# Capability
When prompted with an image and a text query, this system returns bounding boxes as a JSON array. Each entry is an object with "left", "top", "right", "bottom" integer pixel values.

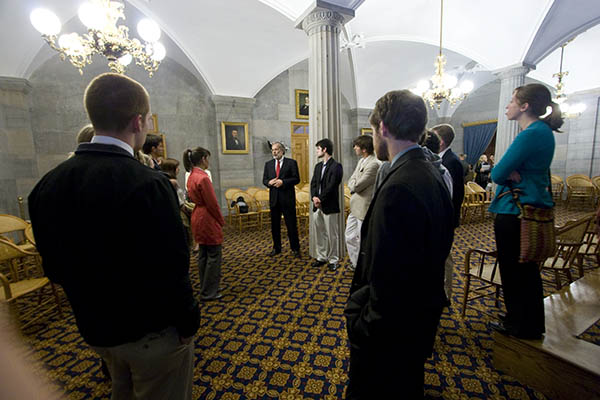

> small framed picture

[
  {"left": 160, "top": 134, "right": 167, "bottom": 158},
  {"left": 150, "top": 114, "right": 159, "bottom": 134},
  {"left": 221, "top": 122, "right": 249, "bottom": 154},
  {"left": 361, "top": 128, "right": 373, "bottom": 136},
  {"left": 295, "top": 89, "right": 309, "bottom": 120}
]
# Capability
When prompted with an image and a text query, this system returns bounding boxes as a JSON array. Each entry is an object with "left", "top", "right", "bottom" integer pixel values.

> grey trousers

[
  {"left": 313, "top": 209, "right": 340, "bottom": 264},
  {"left": 198, "top": 244, "right": 222, "bottom": 299},
  {"left": 92, "top": 327, "right": 194, "bottom": 400}
]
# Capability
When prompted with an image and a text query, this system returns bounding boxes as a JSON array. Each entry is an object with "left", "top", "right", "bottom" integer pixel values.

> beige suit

[{"left": 346, "top": 154, "right": 381, "bottom": 268}]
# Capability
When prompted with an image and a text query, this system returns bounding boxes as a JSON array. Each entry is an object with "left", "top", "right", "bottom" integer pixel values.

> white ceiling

[{"left": 1, "top": 0, "right": 599, "bottom": 110}]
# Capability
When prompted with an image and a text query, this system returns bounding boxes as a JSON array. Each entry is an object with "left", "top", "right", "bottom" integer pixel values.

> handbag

[{"left": 508, "top": 185, "right": 556, "bottom": 263}]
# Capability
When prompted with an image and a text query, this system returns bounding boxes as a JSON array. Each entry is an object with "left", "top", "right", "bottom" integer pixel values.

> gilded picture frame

[
  {"left": 295, "top": 89, "right": 309, "bottom": 120},
  {"left": 360, "top": 128, "right": 373, "bottom": 136},
  {"left": 221, "top": 122, "right": 249, "bottom": 154}
]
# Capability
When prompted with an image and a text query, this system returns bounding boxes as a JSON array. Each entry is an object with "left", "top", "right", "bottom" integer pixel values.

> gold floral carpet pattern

[{"left": 16, "top": 206, "right": 599, "bottom": 399}]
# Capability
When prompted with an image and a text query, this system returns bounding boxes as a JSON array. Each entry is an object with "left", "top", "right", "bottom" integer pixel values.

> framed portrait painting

[
  {"left": 295, "top": 89, "right": 309, "bottom": 120},
  {"left": 221, "top": 122, "right": 249, "bottom": 154},
  {"left": 361, "top": 128, "right": 373, "bottom": 136}
]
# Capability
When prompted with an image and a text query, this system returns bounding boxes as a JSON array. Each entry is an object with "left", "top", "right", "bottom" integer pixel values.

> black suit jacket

[
  {"left": 28, "top": 143, "right": 200, "bottom": 347},
  {"left": 344, "top": 147, "right": 454, "bottom": 353},
  {"left": 262, "top": 157, "right": 300, "bottom": 209},
  {"left": 442, "top": 149, "right": 465, "bottom": 228},
  {"left": 310, "top": 157, "right": 343, "bottom": 214}
]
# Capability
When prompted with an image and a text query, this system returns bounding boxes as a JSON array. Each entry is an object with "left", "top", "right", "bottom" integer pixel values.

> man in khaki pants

[{"left": 345, "top": 135, "right": 381, "bottom": 271}]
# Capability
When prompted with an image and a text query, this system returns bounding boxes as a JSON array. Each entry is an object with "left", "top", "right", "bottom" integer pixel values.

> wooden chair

[
  {"left": 541, "top": 214, "right": 593, "bottom": 290},
  {"left": 224, "top": 188, "right": 243, "bottom": 223},
  {"left": 461, "top": 248, "right": 503, "bottom": 318},
  {"left": 467, "top": 181, "right": 491, "bottom": 221},
  {"left": 461, "top": 185, "right": 485, "bottom": 224},
  {"left": 0, "top": 238, "right": 62, "bottom": 329},
  {"left": 253, "top": 189, "right": 271, "bottom": 229},
  {"left": 572, "top": 218, "right": 600, "bottom": 277},
  {"left": 299, "top": 183, "right": 310, "bottom": 192},
  {"left": 295, "top": 191, "right": 310, "bottom": 235},
  {"left": 592, "top": 176, "right": 600, "bottom": 205},
  {"left": 344, "top": 184, "right": 351, "bottom": 198},
  {"left": 230, "top": 191, "right": 260, "bottom": 233},
  {"left": 344, "top": 194, "right": 351, "bottom": 221},
  {"left": 246, "top": 186, "right": 261, "bottom": 197},
  {"left": 0, "top": 214, "right": 36, "bottom": 252},
  {"left": 550, "top": 174, "right": 564, "bottom": 204},
  {"left": 565, "top": 175, "right": 595, "bottom": 209}
]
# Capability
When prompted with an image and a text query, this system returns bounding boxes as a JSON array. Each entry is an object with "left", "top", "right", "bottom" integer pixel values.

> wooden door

[{"left": 291, "top": 122, "right": 309, "bottom": 185}]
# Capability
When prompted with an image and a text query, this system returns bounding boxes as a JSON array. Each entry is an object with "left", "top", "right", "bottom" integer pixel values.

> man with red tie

[{"left": 262, "top": 142, "right": 301, "bottom": 257}]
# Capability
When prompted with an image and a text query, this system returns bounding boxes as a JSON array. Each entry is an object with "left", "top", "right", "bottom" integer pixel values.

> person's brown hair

[
  {"left": 419, "top": 130, "right": 441, "bottom": 153},
  {"left": 84, "top": 73, "right": 149, "bottom": 132},
  {"left": 514, "top": 83, "right": 563, "bottom": 132},
  {"left": 352, "top": 135, "right": 374, "bottom": 155},
  {"left": 431, "top": 123, "right": 455, "bottom": 147},
  {"left": 160, "top": 158, "right": 180, "bottom": 179},
  {"left": 369, "top": 90, "right": 427, "bottom": 142},
  {"left": 182, "top": 147, "right": 211, "bottom": 172}
]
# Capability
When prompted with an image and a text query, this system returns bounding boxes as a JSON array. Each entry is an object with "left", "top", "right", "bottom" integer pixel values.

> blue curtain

[{"left": 464, "top": 122, "right": 497, "bottom": 166}]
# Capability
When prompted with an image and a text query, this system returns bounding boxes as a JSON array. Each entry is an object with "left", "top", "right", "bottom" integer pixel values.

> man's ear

[
  {"left": 131, "top": 114, "right": 143, "bottom": 133},
  {"left": 520, "top": 102, "right": 530, "bottom": 113},
  {"left": 379, "top": 121, "right": 390, "bottom": 138}
]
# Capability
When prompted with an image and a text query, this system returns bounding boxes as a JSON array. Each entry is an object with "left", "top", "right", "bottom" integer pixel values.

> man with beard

[{"left": 344, "top": 90, "right": 454, "bottom": 399}]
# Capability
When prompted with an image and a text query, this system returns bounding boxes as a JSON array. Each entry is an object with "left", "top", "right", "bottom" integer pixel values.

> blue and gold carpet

[{"left": 16, "top": 205, "right": 599, "bottom": 399}]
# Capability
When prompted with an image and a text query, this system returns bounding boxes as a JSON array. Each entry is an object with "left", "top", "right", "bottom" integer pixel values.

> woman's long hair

[
  {"left": 182, "top": 147, "right": 211, "bottom": 172},
  {"left": 514, "top": 83, "right": 563, "bottom": 132}
]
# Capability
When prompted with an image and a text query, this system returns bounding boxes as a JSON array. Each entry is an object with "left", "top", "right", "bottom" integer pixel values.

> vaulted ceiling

[{"left": 2, "top": 0, "right": 599, "bottom": 110}]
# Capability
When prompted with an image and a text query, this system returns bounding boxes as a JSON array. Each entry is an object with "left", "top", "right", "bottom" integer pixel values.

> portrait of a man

[
  {"left": 221, "top": 122, "right": 249, "bottom": 154},
  {"left": 295, "top": 89, "right": 309, "bottom": 120}
]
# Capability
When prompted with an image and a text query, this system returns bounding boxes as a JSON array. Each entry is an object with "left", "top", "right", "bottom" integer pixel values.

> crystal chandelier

[
  {"left": 411, "top": 0, "right": 473, "bottom": 109},
  {"left": 553, "top": 42, "right": 586, "bottom": 119},
  {"left": 30, "top": 0, "right": 166, "bottom": 77}
]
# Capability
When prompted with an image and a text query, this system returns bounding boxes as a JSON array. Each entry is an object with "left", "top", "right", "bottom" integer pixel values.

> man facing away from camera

[
  {"left": 344, "top": 90, "right": 454, "bottom": 399},
  {"left": 29, "top": 73, "right": 200, "bottom": 400}
]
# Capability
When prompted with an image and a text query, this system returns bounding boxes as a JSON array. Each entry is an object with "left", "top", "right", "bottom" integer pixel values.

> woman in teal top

[{"left": 489, "top": 83, "right": 563, "bottom": 340}]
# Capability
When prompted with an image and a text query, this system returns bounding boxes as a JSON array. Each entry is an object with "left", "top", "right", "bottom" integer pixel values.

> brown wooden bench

[{"left": 493, "top": 270, "right": 600, "bottom": 400}]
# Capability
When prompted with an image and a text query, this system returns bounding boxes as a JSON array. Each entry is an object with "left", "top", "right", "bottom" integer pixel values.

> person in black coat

[
  {"left": 310, "top": 138, "right": 343, "bottom": 271},
  {"left": 262, "top": 141, "right": 301, "bottom": 257},
  {"left": 344, "top": 90, "right": 454, "bottom": 399},
  {"left": 28, "top": 73, "right": 199, "bottom": 400},
  {"left": 432, "top": 123, "right": 465, "bottom": 303}
]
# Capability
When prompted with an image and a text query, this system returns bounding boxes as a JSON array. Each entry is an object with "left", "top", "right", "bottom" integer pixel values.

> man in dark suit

[
  {"left": 28, "top": 73, "right": 200, "bottom": 399},
  {"left": 344, "top": 90, "right": 454, "bottom": 399},
  {"left": 262, "top": 141, "right": 301, "bottom": 257},
  {"left": 310, "top": 138, "right": 343, "bottom": 271},
  {"left": 226, "top": 129, "right": 244, "bottom": 150},
  {"left": 432, "top": 123, "right": 465, "bottom": 302}
]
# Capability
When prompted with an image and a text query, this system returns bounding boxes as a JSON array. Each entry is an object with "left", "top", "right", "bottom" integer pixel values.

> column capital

[
  {"left": 493, "top": 63, "right": 535, "bottom": 81},
  {"left": 295, "top": 1, "right": 354, "bottom": 33}
]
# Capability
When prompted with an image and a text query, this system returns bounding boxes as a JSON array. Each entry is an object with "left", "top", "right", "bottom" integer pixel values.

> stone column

[
  {"left": 297, "top": 3, "right": 354, "bottom": 261},
  {"left": 493, "top": 64, "right": 533, "bottom": 162},
  {"left": 211, "top": 95, "right": 256, "bottom": 209}
]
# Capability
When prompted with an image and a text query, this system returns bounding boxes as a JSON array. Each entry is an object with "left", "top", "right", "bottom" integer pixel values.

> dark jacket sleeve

[
  {"left": 282, "top": 159, "right": 300, "bottom": 189},
  {"left": 310, "top": 163, "right": 320, "bottom": 198},
  {"left": 319, "top": 162, "right": 343, "bottom": 205},
  {"left": 263, "top": 161, "right": 271, "bottom": 187},
  {"left": 445, "top": 155, "right": 465, "bottom": 228}
]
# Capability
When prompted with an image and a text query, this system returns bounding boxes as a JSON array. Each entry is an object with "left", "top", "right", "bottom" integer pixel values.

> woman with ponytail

[
  {"left": 488, "top": 83, "right": 563, "bottom": 340},
  {"left": 184, "top": 147, "right": 225, "bottom": 301}
]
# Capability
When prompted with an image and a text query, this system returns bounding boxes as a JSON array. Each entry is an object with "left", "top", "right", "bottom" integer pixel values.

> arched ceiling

[{"left": 1, "top": 0, "right": 599, "bottom": 111}]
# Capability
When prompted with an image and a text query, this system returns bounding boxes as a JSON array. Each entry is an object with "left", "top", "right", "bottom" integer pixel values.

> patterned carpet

[{"left": 13, "top": 205, "right": 600, "bottom": 399}]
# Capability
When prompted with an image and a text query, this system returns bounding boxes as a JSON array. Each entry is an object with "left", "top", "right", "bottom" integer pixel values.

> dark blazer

[
  {"left": 345, "top": 147, "right": 454, "bottom": 354},
  {"left": 262, "top": 157, "right": 300, "bottom": 209},
  {"left": 28, "top": 143, "right": 200, "bottom": 347},
  {"left": 310, "top": 157, "right": 343, "bottom": 214},
  {"left": 442, "top": 149, "right": 465, "bottom": 228}
]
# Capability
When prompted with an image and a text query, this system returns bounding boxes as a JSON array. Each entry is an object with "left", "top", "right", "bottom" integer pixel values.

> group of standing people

[{"left": 26, "top": 67, "right": 560, "bottom": 399}]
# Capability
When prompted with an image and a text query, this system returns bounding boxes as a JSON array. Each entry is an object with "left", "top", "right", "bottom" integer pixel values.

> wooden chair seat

[
  {"left": 230, "top": 191, "right": 260, "bottom": 233},
  {"left": 566, "top": 175, "right": 595, "bottom": 209},
  {"left": 253, "top": 189, "right": 271, "bottom": 229},
  {"left": 0, "top": 276, "right": 50, "bottom": 301}
]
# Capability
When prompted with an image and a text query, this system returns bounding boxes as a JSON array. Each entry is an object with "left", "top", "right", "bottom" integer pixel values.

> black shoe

[
  {"left": 312, "top": 259, "right": 327, "bottom": 267},
  {"left": 201, "top": 293, "right": 224, "bottom": 302},
  {"left": 268, "top": 249, "right": 281, "bottom": 256},
  {"left": 292, "top": 250, "right": 301, "bottom": 258},
  {"left": 490, "top": 320, "right": 543, "bottom": 340},
  {"left": 328, "top": 263, "right": 339, "bottom": 271},
  {"left": 489, "top": 320, "right": 510, "bottom": 335}
]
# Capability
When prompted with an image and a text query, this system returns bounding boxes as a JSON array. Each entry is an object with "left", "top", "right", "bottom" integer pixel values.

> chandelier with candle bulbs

[
  {"left": 553, "top": 41, "right": 586, "bottom": 119},
  {"left": 411, "top": 0, "right": 473, "bottom": 109},
  {"left": 30, "top": 0, "right": 166, "bottom": 77}
]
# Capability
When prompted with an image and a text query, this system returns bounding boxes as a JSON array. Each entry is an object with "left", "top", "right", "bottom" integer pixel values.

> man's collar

[
  {"left": 439, "top": 147, "right": 450, "bottom": 158},
  {"left": 91, "top": 135, "right": 134, "bottom": 156},
  {"left": 390, "top": 144, "right": 420, "bottom": 167}
]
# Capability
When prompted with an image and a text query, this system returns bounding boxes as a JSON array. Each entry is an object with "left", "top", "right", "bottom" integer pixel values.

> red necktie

[{"left": 276, "top": 160, "right": 280, "bottom": 178}]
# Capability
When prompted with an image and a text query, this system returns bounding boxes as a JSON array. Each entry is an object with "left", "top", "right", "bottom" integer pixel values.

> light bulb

[
  {"left": 450, "top": 87, "right": 463, "bottom": 99},
  {"left": 560, "top": 102, "right": 571, "bottom": 114},
  {"left": 58, "top": 33, "right": 85, "bottom": 54},
  {"left": 30, "top": 8, "right": 62, "bottom": 36},
  {"left": 442, "top": 74, "right": 457, "bottom": 89},
  {"left": 149, "top": 42, "right": 166, "bottom": 61},
  {"left": 78, "top": 2, "right": 105, "bottom": 30},
  {"left": 459, "top": 80, "right": 474, "bottom": 93},
  {"left": 118, "top": 53, "right": 132, "bottom": 66},
  {"left": 138, "top": 19, "right": 161, "bottom": 43}
]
